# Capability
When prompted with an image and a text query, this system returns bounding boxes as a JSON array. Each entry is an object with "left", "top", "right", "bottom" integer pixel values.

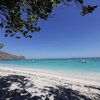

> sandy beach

[{"left": 0, "top": 66, "right": 100, "bottom": 100}]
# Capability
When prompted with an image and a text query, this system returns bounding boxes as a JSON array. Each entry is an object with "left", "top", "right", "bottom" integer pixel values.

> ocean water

[{"left": 0, "top": 58, "right": 100, "bottom": 73}]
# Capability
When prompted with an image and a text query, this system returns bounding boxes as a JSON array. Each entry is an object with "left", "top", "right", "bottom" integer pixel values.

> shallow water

[{"left": 0, "top": 58, "right": 100, "bottom": 73}]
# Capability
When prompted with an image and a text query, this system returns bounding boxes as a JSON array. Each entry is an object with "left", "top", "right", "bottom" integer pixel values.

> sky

[{"left": 0, "top": 0, "right": 100, "bottom": 59}]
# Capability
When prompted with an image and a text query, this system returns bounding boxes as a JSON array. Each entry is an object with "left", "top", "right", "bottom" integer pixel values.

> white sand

[{"left": 0, "top": 66, "right": 100, "bottom": 100}]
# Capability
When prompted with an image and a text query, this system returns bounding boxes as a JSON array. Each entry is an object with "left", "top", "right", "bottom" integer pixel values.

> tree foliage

[
  {"left": 0, "top": 0, "right": 97, "bottom": 39},
  {"left": 0, "top": 42, "right": 4, "bottom": 49}
]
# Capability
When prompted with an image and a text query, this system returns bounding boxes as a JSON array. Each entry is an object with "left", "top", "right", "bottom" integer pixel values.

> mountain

[{"left": 0, "top": 51, "right": 25, "bottom": 60}]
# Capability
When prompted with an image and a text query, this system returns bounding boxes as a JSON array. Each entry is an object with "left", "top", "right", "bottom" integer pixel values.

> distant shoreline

[{"left": 0, "top": 57, "right": 100, "bottom": 60}]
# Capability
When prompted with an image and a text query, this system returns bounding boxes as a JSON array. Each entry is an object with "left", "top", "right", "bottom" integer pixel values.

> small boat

[{"left": 81, "top": 60, "right": 87, "bottom": 63}]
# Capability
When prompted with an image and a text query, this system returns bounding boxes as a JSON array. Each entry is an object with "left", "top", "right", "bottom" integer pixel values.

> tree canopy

[
  {"left": 0, "top": 0, "right": 97, "bottom": 39},
  {"left": 0, "top": 42, "right": 4, "bottom": 49}
]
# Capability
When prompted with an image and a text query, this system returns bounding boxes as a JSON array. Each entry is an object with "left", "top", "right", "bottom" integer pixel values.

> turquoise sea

[{"left": 0, "top": 58, "right": 100, "bottom": 73}]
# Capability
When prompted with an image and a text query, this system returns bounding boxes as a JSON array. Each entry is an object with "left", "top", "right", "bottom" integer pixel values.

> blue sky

[{"left": 0, "top": 1, "right": 100, "bottom": 58}]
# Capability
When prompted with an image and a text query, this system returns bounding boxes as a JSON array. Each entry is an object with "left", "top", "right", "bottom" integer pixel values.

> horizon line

[{"left": 26, "top": 57, "right": 100, "bottom": 59}]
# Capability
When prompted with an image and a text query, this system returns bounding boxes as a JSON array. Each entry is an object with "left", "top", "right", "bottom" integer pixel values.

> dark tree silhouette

[{"left": 0, "top": 0, "right": 97, "bottom": 39}]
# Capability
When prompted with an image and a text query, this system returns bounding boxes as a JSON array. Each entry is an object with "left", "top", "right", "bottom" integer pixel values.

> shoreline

[
  {"left": 0, "top": 66, "right": 100, "bottom": 86},
  {"left": 0, "top": 66, "right": 100, "bottom": 99}
]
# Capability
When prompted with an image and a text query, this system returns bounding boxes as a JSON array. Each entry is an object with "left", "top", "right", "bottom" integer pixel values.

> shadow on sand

[{"left": 0, "top": 75, "right": 99, "bottom": 100}]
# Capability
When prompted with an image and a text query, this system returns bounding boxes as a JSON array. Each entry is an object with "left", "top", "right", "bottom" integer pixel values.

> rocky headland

[{"left": 0, "top": 51, "right": 25, "bottom": 60}]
